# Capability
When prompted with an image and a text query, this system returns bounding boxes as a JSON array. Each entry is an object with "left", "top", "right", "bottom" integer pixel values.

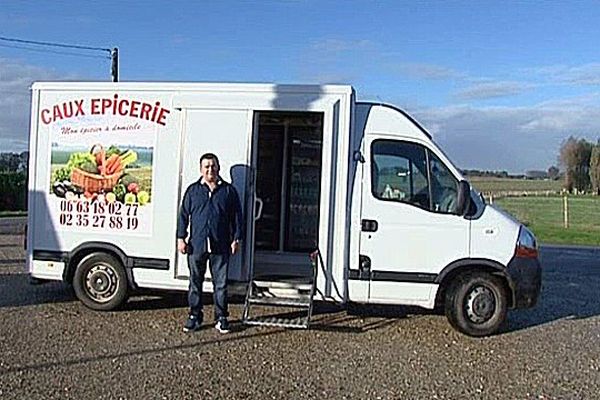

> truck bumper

[{"left": 507, "top": 256, "right": 542, "bottom": 309}]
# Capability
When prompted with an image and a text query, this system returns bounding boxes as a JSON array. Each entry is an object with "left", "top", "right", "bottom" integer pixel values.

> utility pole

[
  {"left": 111, "top": 47, "right": 119, "bottom": 82},
  {"left": 0, "top": 36, "right": 116, "bottom": 81}
]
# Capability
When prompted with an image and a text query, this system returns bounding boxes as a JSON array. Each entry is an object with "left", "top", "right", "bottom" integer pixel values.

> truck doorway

[{"left": 252, "top": 111, "right": 324, "bottom": 277}]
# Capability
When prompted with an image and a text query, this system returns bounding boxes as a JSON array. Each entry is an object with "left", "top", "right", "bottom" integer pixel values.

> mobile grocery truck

[{"left": 27, "top": 82, "right": 541, "bottom": 336}]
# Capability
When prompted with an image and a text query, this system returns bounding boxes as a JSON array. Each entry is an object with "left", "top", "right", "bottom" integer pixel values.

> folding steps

[{"left": 243, "top": 256, "right": 317, "bottom": 329}]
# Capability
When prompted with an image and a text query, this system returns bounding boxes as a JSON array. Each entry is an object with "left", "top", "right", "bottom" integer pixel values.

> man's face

[{"left": 200, "top": 158, "right": 219, "bottom": 183}]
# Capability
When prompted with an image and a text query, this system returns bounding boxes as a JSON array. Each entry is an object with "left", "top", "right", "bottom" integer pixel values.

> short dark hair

[{"left": 199, "top": 153, "right": 219, "bottom": 167}]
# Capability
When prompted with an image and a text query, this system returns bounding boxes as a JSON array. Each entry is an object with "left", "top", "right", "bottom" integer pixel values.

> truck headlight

[{"left": 515, "top": 226, "right": 538, "bottom": 258}]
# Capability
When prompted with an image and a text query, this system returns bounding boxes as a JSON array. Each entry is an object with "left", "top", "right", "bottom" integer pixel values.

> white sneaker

[{"left": 215, "top": 319, "right": 231, "bottom": 334}]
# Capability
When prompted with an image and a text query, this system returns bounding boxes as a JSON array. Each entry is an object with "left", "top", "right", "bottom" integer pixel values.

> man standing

[{"left": 177, "top": 153, "right": 243, "bottom": 333}]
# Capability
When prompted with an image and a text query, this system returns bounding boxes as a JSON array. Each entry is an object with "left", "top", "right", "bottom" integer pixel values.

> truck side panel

[{"left": 29, "top": 83, "right": 353, "bottom": 300}]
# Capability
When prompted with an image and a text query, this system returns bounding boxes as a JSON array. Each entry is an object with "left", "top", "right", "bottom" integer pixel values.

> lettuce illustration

[{"left": 66, "top": 152, "right": 96, "bottom": 174}]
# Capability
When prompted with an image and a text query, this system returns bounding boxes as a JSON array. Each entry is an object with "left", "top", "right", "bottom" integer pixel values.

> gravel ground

[{"left": 0, "top": 223, "right": 599, "bottom": 399}]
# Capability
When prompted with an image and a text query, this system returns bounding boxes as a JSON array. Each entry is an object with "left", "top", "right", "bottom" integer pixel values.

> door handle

[
  {"left": 361, "top": 219, "right": 378, "bottom": 232},
  {"left": 254, "top": 197, "right": 264, "bottom": 221}
]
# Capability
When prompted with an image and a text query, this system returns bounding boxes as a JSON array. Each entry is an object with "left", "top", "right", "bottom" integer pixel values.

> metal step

[
  {"left": 246, "top": 295, "right": 311, "bottom": 307},
  {"left": 251, "top": 289, "right": 312, "bottom": 300},
  {"left": 250, "top": 279, "right": 313, "bottom": 299},
  {"left": 244, "top": 316, "right": 310, "bottom": 329},
  {"left": 243, "top": 250, "right": 320, "bottom": 330},
  {"left": 252, "top": 279, "right": 313, "bottom": 291}
]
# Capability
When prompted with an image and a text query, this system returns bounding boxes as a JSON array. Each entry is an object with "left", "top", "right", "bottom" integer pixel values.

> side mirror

[
  {"left": 456, "top": 180, "right": 471, "bottom": 216},
  {"left": 353, "top": 150, "right": 365, "bottom": 163}
]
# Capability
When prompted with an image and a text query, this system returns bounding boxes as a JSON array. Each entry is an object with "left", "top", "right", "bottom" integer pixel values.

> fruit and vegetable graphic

[{"left": 51, "top": 144, "right": 152, "bottom": 206}]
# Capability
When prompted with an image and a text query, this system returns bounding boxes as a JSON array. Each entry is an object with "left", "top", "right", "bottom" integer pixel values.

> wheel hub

[
  {"left": 85, "top": 264, "right": 118, "bottom": 303},
  {"left": 465, "top": 286, "right": 496, "bottom": 324}
]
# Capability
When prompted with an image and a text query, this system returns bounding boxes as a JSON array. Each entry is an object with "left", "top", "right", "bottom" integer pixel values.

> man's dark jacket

[{"left": 177, "top": 179, "right": 243, "bottom": 255}]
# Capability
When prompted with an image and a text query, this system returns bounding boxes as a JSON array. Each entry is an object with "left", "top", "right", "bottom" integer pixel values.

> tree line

[
  {"left": 0, "top": 152, "right": 28, "bottom": 211},
  {"left": 0, "top": 152, "right": 28, "bottom": 173},
  {"left": 559, "top": 137, "right": 600, "bottom": 194},
  {"left": 462, "top": 168, "right": 561, "bottom": 180}
]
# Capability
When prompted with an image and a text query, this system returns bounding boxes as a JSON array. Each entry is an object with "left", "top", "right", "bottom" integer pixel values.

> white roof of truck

[
  {"left": 31, "top": 81, "right": 354, "bottom": 95},
  {"left": 356, "top": 102, "right": 432, "bottom": 141}
]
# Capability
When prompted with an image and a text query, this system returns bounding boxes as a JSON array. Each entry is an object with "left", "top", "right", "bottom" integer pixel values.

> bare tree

[
  {"left": 590, "top": 140, "right": 600, "bottom": 195},
  {"left": 559, "top": 136, "right": 592, "bottom": 192}
]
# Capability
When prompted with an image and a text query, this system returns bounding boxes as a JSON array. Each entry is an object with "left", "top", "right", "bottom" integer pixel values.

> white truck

[{"left": 27, "top": 82, "right": 541, "bottom": 336}]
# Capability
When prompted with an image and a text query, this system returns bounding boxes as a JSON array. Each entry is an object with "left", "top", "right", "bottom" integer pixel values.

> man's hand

[
  {"left": 231, "top": 240, "right": 240, "bottom": 255},
  {"left": 177, "top": 238, "right": 187, "bottom": 254}
]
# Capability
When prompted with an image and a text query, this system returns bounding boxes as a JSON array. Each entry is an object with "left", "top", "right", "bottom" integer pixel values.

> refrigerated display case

[{"left": 254, "top": 112, "right": 323, "bottom": 253}]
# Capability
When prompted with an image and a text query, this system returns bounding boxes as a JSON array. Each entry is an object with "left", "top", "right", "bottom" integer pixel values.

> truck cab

[{"left": 347, "top": 103, "right": 542, "bottom": 336}]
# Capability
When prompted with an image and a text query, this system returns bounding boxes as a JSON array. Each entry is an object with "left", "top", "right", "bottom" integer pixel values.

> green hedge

[{"left": 0, "top": 172, "right": 27, "bottom": 211}]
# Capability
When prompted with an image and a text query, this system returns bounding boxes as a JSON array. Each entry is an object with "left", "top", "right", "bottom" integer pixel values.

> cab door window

[
  {"left": 429, "top": 152, "right": 459, "bottom": 213},
  {"left": 371, "top": 140, "right": 431, "bottom": 210},
  {"left": 371, "top": 140, "right": 460, "bottom": 214}
]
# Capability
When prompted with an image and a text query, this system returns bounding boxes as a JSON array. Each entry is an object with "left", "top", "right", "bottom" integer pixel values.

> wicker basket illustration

[
  {"left": 71, "top": 168, "right": 121, "bottom": 193},
  {"left": 70, "top": 144, "right": 121, "bottom": 193}
]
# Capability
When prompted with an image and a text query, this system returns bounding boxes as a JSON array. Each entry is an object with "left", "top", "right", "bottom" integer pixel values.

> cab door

[{"left": 359, "top": 136, "right": 470, "bottom": 304}]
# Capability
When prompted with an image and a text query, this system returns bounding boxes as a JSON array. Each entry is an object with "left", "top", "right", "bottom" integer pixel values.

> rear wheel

[
  {"left": 445, "top": 272, "right": 507, "bottom": 337},
  {"left": 73, "top": 252, "right": 128, "bottom": 310}
]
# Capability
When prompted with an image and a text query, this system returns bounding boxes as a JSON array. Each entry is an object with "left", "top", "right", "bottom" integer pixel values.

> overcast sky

[{"left": 2, "top": 1, "right": 600, "bottom": 172}]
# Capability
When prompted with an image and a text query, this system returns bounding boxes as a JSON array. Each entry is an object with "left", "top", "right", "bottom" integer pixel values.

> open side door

[{"left": 175, "top": 108, "right": 253, "bottom": 282}]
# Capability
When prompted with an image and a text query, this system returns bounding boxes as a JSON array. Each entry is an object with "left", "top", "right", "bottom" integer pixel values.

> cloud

[
  {"left": 454, "top": 80, "right": 534, "bottom": 100},
  {"left": 527, "top": 63, "right": 600, "bottom": 86},
  {"left": 311, "top": 38, "right": 374, "bottom": 54},
  {"left": 299, "top": 38, "right": 599, "bottom": 172},
  {"left": 387, "top": 62, "right": 461, "bottom": 80},
  {"left": 0, "top": 13, "right": 33, "bottom": 26},
  {"left": 170, "top": 34, "right": 189, "bottom": 45},
  {"left": 412, "top": 101, "right": 600, "bottom": 173},
  {"left": 298, "top": 38, "right": 378, "bottom": 83},
  {"left": 0, "top": 59, "right": 63, "bottom": 152},
  {"left": 559, "top": 63, "right": 600, "bottom": 85}
]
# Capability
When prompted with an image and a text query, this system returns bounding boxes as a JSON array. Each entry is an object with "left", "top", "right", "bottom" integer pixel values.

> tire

[
  {"left": 445, "top": 272, "right": 507, "bottom": 337},
  {"left": 73, "top": 252, "right": 128, "bottom": 311}
]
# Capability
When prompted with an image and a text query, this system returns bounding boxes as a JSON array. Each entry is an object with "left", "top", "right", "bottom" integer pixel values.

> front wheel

[
  {"left": 73, "top": 252, "right": 128, "bottom": 310},
  {"left": 445, "top": 272, "right": 508, "bottom": 337}
]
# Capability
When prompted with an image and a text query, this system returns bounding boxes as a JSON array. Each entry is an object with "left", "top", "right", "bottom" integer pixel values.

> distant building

[{"left": 525, "top": 170, "right": 548, "bottom": 179}]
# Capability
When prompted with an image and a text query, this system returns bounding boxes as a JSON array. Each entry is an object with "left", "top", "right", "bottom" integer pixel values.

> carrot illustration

[
  {"left": 104, "top": 154, "right": 119, "bottom": 174},
  {"left": 109, "top": 158, "right": 122, "bottom": 174},
  {"left": 96, "top": 148, "right": 107, "bottom": 175}
]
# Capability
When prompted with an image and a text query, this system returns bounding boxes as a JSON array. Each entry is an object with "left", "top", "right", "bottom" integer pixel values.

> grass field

[
  {"left": 51, "top": 148, "right": 153, "bottom": 167},
  {"left": 494, "top": 195, "right": 600, "bottom": 246},
  {"left": 468, "top": 176, "right": 562, "bottom": 194},
  {"left": 467, "top": 177, "right": 599, "bottom": 246},
  {"left": 0, "top": 211, "right": 27, "bottom": 218}
]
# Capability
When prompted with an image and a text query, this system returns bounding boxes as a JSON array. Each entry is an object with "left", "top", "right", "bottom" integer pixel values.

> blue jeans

[{"left": 187, "top": 252, "right": 229, "bottom": 320}]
